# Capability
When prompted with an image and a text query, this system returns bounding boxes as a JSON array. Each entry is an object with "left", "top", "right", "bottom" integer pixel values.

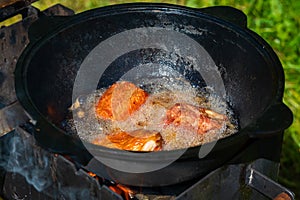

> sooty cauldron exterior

[{"left": 15, "top": 4, "right": 293, "bottom": 186}]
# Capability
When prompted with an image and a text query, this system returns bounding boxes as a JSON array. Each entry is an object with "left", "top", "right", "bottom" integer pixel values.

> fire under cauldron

[{"left": 0, "top": 2, "right": 295, "bottom": 200}]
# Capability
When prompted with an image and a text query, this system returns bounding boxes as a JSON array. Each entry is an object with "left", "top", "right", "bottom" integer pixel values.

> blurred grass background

[{"left": 2, "top": 0, "right": 300, "bottom": 198}]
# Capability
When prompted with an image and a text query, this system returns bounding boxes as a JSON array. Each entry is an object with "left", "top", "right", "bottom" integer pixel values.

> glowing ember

[
  {"left": 87, "top": 171, "right": 97, "bottom": 178},
  {"left": 109, "top": 184, "right": 135, "bottom": 200}
]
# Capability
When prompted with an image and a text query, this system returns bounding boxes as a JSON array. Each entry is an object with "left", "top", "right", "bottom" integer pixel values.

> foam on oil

[{"left": 69, "top": 75, "right": 238, "bottom": 150}]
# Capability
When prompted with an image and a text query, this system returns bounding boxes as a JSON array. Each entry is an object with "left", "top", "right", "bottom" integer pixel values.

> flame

[
  {"left": 58, "top": 153, "right": 135, "bottom": 199},
  {"left": 87, "top": 171, "right": 97, "bottom": 177},
  {"left": 86, "top": 170, "right": 134, "bottom": 199},
  {"left": 109, "top": 184, "right": 135, "bottom": 200},
  {"left": 87, "top": 171, "right": 99, "bottom": 181}
]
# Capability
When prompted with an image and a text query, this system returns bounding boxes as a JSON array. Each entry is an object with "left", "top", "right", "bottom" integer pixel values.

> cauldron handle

[
  {"left": 198, "top": 6, "right": 247, "bottom": 28},
  {"left": 246, "top": 103, "right": 293, "bottom": 138}
]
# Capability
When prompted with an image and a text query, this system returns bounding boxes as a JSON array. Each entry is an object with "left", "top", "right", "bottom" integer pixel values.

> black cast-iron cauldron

[{"left": 14, "top": 3, "right": 293, "bottom": 187}]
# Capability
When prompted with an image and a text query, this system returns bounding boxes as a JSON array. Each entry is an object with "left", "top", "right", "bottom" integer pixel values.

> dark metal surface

[
  {"left": 246, "top": 167, "right": 295, "bottom": 200},
  {"left": 0, "top": 101, "right": 31, "bottom": 136},
  {"left": 0, "top": 4, "right": 74, "bottom": 136},
  {"left": 0, "top": 127, "right": 286, "bottom": 200},
  {"left": 0, "top": 128, "right": 123, "bottom": 200},
  {"left": 176, "top": 163, "right": 265, "bottom": 200},
  {"left": 0, "top": 0, "right": 37, "bottom": 21},
  {"left": 0, "top": 6, "right": 38, "bottom": 106},
  {"left": 0, "top": 4, "right": 74, "bottom": 107},
  {"left": 197, "top": 6, "right": 247, "bottom": 27}
]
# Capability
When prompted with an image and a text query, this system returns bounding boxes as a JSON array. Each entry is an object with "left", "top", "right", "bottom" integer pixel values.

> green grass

[{"left": 5, "top": 0, "right": 300, "bottom": 197}]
